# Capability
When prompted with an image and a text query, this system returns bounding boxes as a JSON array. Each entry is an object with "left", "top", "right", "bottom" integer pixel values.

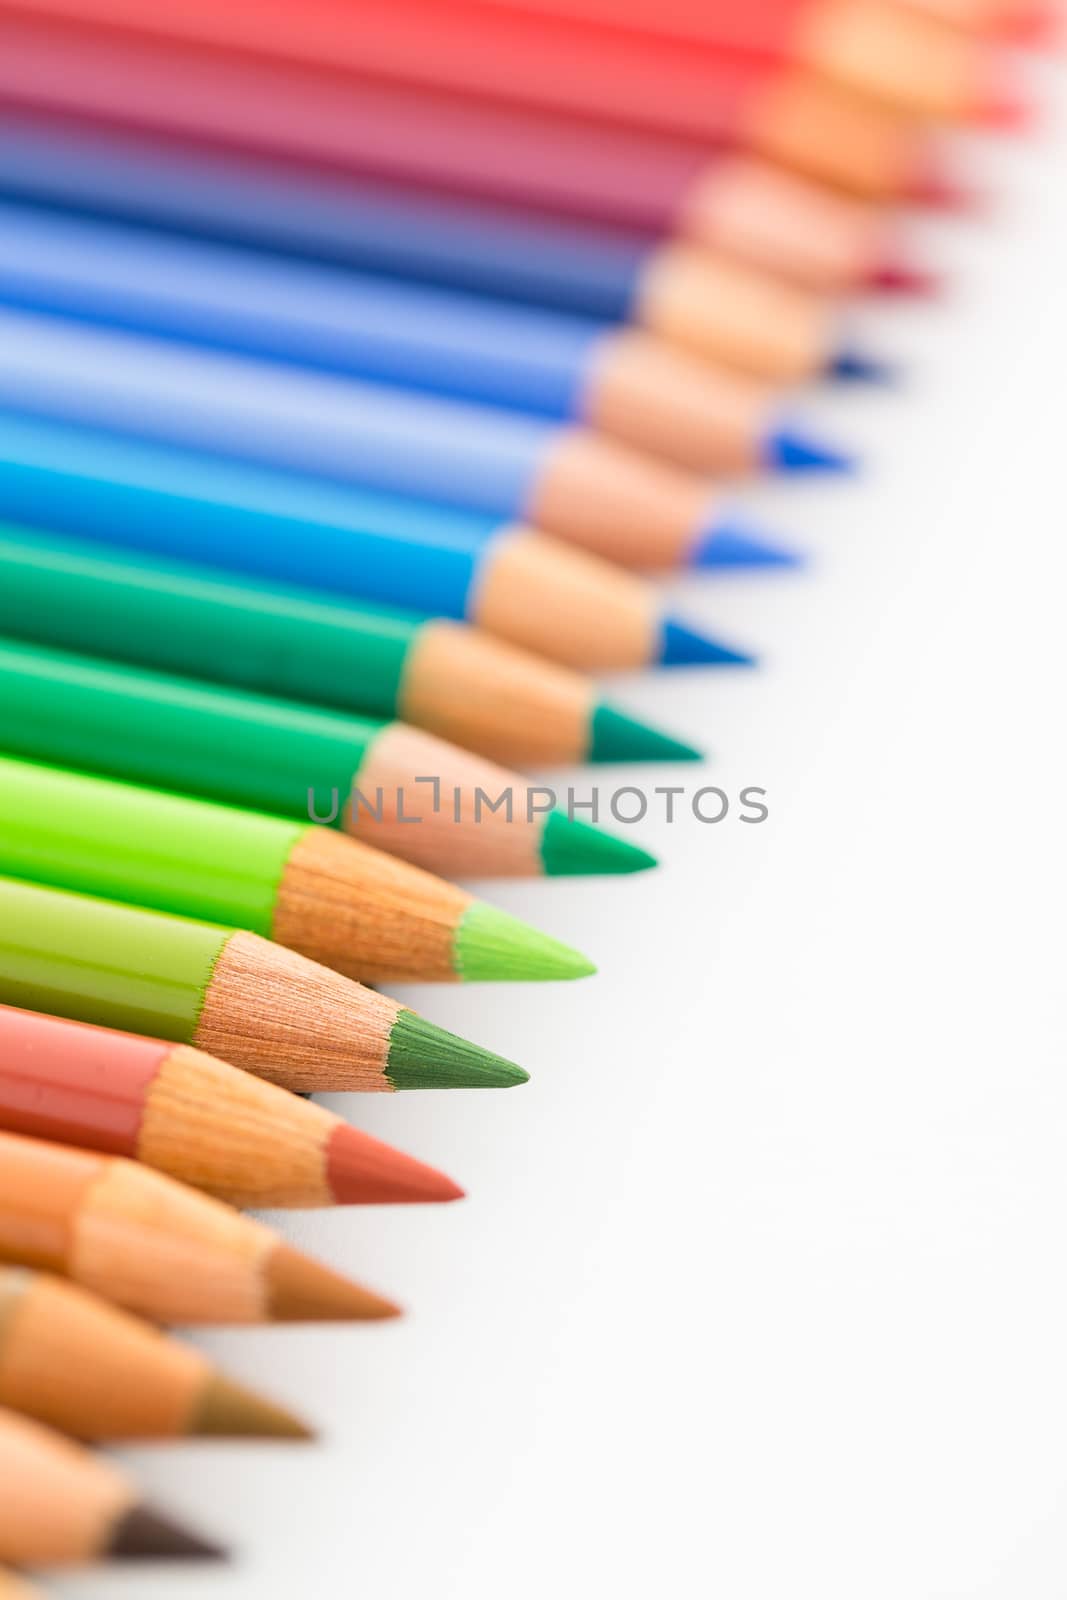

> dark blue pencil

[
  {"left": 0, "top": 110, "right": 889, "bottom": 386},
  {"left": 0, "top": 198, "right": 851, "bottom": 483}
]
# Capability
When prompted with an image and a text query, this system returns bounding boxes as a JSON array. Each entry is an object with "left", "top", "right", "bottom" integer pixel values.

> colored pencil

[
  {"left": 0, "top": 639, "right": 659, "bottom": 878},
  {"left": 0, "top": 528, "right": 701, "bottom": 767},
  {"left": 0, "top": 307, "right": 802, "bottom": 570},
  {"left": 0, "top": 201, "right": 853, "bottom": 474},
  {"left": 0, "top": 873, "right": 528, "bottom": 1093},
  {"left": 0, "top": 413, "right": 750, "bottom": 671},
  {"left": 0, "top": 1408, "right": 222, "bottom": 1567},
  {"left": 0, "top": 755, "right": 597, "bottom": 984},
  {"left": 0, "top": 30, "right": 893, "bottom": 386},
  {"left": 0, "top": 1265, "right": 312, "bottom": 1438},
  {"left": 0, "top": 92, "right": 927, "bottom": 303},
  {"left": 461, "top": 0, "right": 1020, "bottom": 121},
  {"left": 0, "top": 1003, "right": 468, "bottom": 1204},
  {"left": 901, "top": 0, "right": 1052, "bottom": 34},
  {"left": 0, "top": 2, "right": 949, "bottom": 198},
  {"left": 0, "top": 1128, "right": 402, "bottom": 1322},
  {"left": 0, "top": 113, "right": 948, "bottom": 360}
]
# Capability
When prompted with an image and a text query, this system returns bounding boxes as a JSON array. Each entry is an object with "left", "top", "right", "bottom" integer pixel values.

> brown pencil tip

[
  {"left": 326, "top": 1122, "right": 465, "bottom": 1205},
  {"left": 266, "top": 1243, "right": 402, "bottom": 1322},
  {"left": 109, "top": 1504, "right": 225, "bottom": 1562},
  {"left": 193, "top": 1373, "right": 315, "bottom": 1440}
]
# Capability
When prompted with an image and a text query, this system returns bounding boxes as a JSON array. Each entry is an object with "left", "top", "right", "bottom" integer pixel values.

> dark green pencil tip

[
  {"left": 455, "top": 902, "right": 596, "bottom": 981},
  {"left": 540, "top": 810, "right": 658, "bottom": 876},
  {"left": 385, "top": 1009, "right": 530, "bottom": 1089},
  {"left": 591, "top": 702, "right": 702, "bottom": 763}
]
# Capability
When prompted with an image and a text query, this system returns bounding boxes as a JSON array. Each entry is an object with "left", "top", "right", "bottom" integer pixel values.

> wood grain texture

[
  {"left": 139, "top": 1045, "right": 334, "bottom": 1206},
  {"left": 193, "top": 929, "right": 400, "bottom": 1090},
  {"left": 273, "top": 826, "right": 467, "bottom": 983}
]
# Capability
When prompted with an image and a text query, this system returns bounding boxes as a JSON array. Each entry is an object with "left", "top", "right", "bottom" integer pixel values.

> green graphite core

[
  {"left": 540, "top": 811, "right": 657, "bottom": 877},
  {"left": 454, "top": 902, "right": 596, "bottom": 982},
  {"left": 385, "top": 1009, "right": 530, "bottom": 1090},
  {"left": 590, "top": 704, "right": 702, "bottom": 764}
]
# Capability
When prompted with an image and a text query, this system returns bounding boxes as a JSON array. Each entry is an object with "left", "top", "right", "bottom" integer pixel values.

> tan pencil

[
  {"left": 0, "top": 1266, "right": 311, "bottom": 1439},
  {"left": 0, "top": 1129, "right": 401, "bottom": 1324},
  {"left": 0, "top": 1407, "right": 223, "bottom": 1566}
]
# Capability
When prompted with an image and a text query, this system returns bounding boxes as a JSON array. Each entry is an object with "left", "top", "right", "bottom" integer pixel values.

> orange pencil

[
  {"left": 0, "top": 1129, "right": 402, "bottom": 1324},
  {"left": 0, "top": 1266, "right": 311, "bottom": 1439}
]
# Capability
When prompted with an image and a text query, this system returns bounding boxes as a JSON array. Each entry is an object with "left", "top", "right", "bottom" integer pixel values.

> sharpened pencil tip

[
  {"left": 764, "top": 424, "right": 855, "bottom": 475},
  {"left": 591, "top": 703, "right": 702, "bottom": 763},
  {"left": 692, "top": 518, "right": 804, "bottom": 571},
  {"left": 659, "top": 618, "right": 755, "bottom": 668},
  {"left": 266, "top": 1243, "right": 402, "bottom": 1321},
  {"left": 109, "top": 1505, "right": 225, "bottom": 1562},
  {"left": 826, "top": 348, "right": 896, "bottom": 385},
  {"left": 541, "top": 811, "right": 657, "bottom": 876},
  {"left": 385, "top": 1008, "right": 529, "bottom": 1089},
  {"left": 193, "top": 1374, "right": 314, "bottom": 1440},
  {"left": 325, "top": 1121, "right": 465, "bottom": 1203},
  {"left": 865, "top": 259, "right": 942, "bottom": 298},
  {"left": 456, "top": 901, "right": 596, "bottom": 981},
  {"left": 908, "top": 167, "right": 983, "bottom": 213},
  {"left": 977, "top": 86, "right": 1032, "bottom": 129}
]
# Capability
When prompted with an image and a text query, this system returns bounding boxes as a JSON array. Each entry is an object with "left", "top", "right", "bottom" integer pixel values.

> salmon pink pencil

[{"left": 0, "top": 1005, "right": 466, "bottom": 1207}]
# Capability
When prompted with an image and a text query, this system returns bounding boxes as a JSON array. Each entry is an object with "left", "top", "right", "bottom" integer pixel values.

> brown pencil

[
  {"left": 0, "top": 1129, "right": 402, "bottom": 1324},
  {"left": 0, "top": 1266, "right": 311, "bottom": 1439},
  {"left": 0, "top": 1407, "right": 223, "bottom": 1566},
  {"left": 0, "top": 1005, "right": 466, "bottom": 1207}
]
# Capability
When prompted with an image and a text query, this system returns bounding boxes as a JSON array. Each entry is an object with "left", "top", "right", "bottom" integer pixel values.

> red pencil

[{"left": 0, "top": 0, "right": 957, "bottom": 199}]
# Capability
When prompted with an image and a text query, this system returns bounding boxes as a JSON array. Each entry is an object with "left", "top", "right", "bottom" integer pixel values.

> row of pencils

[{"left": 0, "top": 0, "right": 1048, "bottom": 1584}]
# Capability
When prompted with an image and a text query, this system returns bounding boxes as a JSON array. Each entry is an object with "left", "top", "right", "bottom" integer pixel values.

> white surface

[{"left": 57, "top": 54, "right": 1067, "bottom": 1600}]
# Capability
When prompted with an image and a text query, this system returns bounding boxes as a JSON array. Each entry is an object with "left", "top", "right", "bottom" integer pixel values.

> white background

[{"left": 56, "top": 46, "right": 1067, "bottom": 1600}]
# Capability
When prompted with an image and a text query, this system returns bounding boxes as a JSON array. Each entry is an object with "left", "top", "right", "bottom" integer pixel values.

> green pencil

[
  {"left": 0, "top": 755, "right": 594, "bottom": 985},
  {"left": 0, "top": 637, "right": 655, "bottom": 878},
  {"left": 0, "top": 524, "right": 700, "bottom": 767},
  {"left": 0, "top": 875, "right": 527, "bottom": 1093}
]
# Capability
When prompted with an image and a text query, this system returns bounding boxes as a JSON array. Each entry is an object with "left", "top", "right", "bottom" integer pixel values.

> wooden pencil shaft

[
  {"left": 0, "top": 0, "right": 932, "bottom": 194},
  {"left": 0, "top": 527, "right": 597, "bottom": 763},
  {"left": 0, "top": 1407, "right": 137, "bottom": 1564},
  {"left": 0, "top": 1266, "right": 233, "bottom": 1437},
  {"left": 0, "top": 875, "right": 409, "bottom": 1092},
  {"left": 0, "top": 638, "right": 594, "bottom": 876},
  {"left": 0, "top": 1128, "right": 398, "bottom": 1323},
  {"left": 0, "top": 410, "right": 665, "bottom": 671}
]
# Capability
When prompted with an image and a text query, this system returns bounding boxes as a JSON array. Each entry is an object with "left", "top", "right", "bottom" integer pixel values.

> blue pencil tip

[
  {"left": 659, "top": 618, "right": 756, "bottom": 668},
  {"left": 691, "top": 519, "right": 803, "bottom": 571},
  {"left": 826, "top": 348, "right": 897, "bottom": 384},
  {"left": 764, "top": 426, "right": 856, "bottom": 475}
]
